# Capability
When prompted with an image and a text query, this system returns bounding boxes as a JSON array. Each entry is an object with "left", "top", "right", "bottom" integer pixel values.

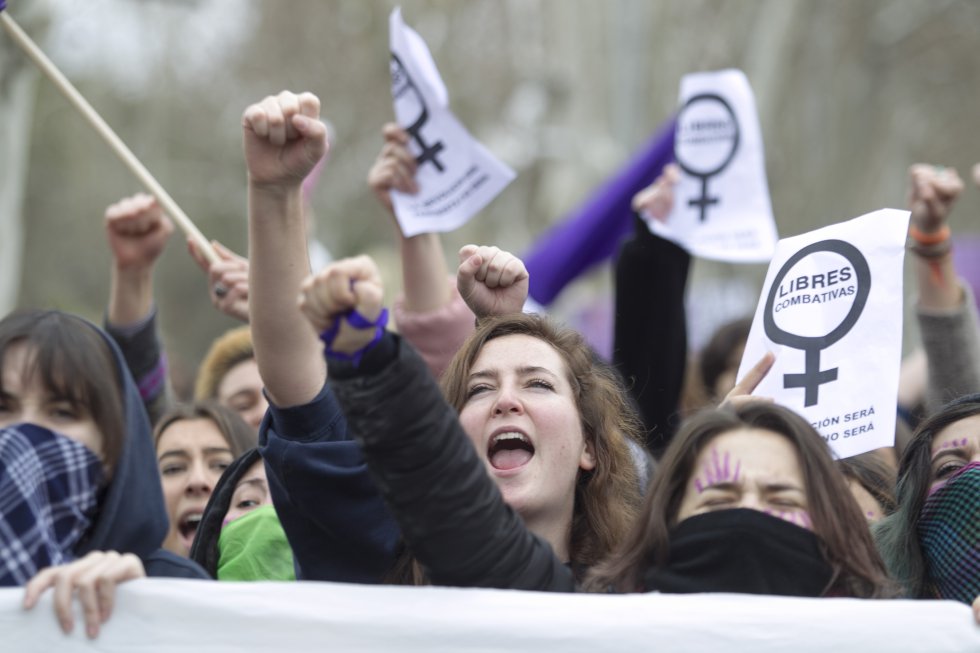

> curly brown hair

[{"left": 194, "top": 325, "right": 254, "bottom": 402}]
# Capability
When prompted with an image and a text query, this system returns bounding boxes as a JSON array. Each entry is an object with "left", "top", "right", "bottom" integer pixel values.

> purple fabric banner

[
  {"left": 953, "top": 235, "right": 980, "bottom": 309},
  {"left": 522, "top": 117, "right": 677, "bottom": 306}
]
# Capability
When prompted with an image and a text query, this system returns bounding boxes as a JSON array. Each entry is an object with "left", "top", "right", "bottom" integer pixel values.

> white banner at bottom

[{"left": 2, "top": 579, "right": 977, "bottom": 652}]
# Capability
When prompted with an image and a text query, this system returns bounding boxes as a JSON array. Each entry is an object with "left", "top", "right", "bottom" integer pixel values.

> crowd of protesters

[{"left": 2, "top": 88, "right": 980, "bottom": 641}]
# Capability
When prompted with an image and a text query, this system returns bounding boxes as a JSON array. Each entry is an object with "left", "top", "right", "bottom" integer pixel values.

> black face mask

[{"left": 642, "top": 508, "right": 834, "bottom": 597}]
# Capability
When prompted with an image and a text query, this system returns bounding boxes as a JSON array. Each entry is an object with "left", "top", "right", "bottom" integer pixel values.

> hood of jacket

[
  {"left": 75, "top": 320, "right": 169, "bottom": 559},
  {"left": 189, "top": 448, "right": 262, "bottom": 578}
]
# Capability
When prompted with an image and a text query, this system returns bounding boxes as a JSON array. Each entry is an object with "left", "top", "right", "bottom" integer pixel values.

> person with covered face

[
  {"left": 0, "top": 310, "right": 207, "bottom": 640},
  {"left": 188, "top": 448, "right": 293, "bottom": 581},
  {"left": 586, "top": 403, "right": 894, "bottom": 596},
  {"left": 875, "top": 393, "right": 980, "bottom": 621}
]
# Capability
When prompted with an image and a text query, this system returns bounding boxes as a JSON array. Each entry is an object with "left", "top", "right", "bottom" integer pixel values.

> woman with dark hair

[
  {"left": 586, "top": 403, "right": 894, "bottom": 597},
  {"left": 153, "top": 401, "right": 256, "bottom": 557},
  {"left": 837, "top": 453, "right": 897, "bottom": 523},
  {"left": 188, "top": 448, "right": 293, "bottom": 581},
  {"left": 874, "top": 393, "right": 980, "bottom": 609},
  {"left": 0, "top": 309, "right": 207, "bottom": 638},
  {"left": 697, "top": 316, "right": 753, "bottom": 402}
]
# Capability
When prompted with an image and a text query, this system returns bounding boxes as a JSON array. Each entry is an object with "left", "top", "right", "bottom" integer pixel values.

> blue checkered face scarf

[
  {"left": 918, "top": 461, "right": 980, "bottom": 604},
  {"left": 0, "top": 423, "right": 104, "bottom": 586}
]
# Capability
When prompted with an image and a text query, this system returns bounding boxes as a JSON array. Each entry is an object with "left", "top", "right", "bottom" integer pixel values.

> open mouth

[
  {"left": 488, "top": 432, "right": 535, "bottom": 471},
  {"left": 178, "top": 513, "right": 203, "bottom": 541}
]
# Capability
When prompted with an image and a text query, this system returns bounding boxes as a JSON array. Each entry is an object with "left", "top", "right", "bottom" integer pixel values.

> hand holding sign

[
  {"left": 387, "top": 8, "right": 515, "bottom": 237},
  {"left": 391, "top": 52, "right": 446, "bottom": 173},
  {"left": 368, "top": 123, "right": 420, "bottom": 216},
  {"left": 646, "top": 69, "right": 777, "bottom": 263},
  {"left": 720, "top": 351, "right": 776, "bottom": 409},
  {"left": 633, "top": 164, "right": 681, "bottom": 223},
  {"left": 737, "top": 209, "right": 909, "bottom": 459}
]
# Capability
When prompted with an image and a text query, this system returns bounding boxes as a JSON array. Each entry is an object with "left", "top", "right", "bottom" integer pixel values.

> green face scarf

[
  {"left": 217, "top": 505, "right": 296, "bottom": 581},
  {"left": 918, "top": 461, "right": 980, "bottom": 603}
]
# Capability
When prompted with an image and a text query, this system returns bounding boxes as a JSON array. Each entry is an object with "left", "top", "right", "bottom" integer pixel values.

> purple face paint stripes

[
  {"left": 763, "top": 508, "right": 813, "bottom": 530},
  {"left": 694, "top": 448, "right": 741, "bottom": 493},
  {"left": 939, "top": 438, "right": 970, "bottom": 450}
]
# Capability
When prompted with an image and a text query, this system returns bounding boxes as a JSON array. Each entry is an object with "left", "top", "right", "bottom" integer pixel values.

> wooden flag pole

[{"left": 0, "top": 9, "right": 218, "bottom": 265}]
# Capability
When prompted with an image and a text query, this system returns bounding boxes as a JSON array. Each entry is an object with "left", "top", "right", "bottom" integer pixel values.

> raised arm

[
  {"left": 369, "top": 123, "right": 451, "bottom": 313},
  {"left": 907, "top": 164, "right": 963, "bottom": 311},
  {"left": 456, "top": 244, "right": 529, "bottom": 320},
  {"left": 244, "top": 91, "right": 328, "bottom": 407},
  {"left": 244, "top": 94, "right": 399, "bottom": 582},
  {"left": 103, "top": 193, "right": 175, "bottom": 424},
  {"left": 906, "top": 163, "right": 980, "bottom": 410},
  {"left": 613, "top": 164, "right": 691, "bottom": 456},
  {"left": 298, "top": 256, "right": 573, "bottom": 592},
  {"left": 367, "top": 122, "right": 473, "bottom": 378}
]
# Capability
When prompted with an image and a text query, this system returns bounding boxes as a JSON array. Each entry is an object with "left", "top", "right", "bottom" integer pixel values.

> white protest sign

[
  {"left": 647, "top": 69, "right": 777, "bottom": 262},
  {"left": 3, "top": 579, "right": 978, "bottom": 652},
  {"left": 388, "top": 8, "right": 515, "bottom": 237},
  {"left": 736, "top": 209, "right": 909, "bottom": 458}
]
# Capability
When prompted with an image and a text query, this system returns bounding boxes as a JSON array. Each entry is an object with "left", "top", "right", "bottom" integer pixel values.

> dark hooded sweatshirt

[
  {"left": 189, "top": 448, "right": 262, "bottom": 578},
  {"left": 75, "top": 322, "right": 207, "bottom": 579}
]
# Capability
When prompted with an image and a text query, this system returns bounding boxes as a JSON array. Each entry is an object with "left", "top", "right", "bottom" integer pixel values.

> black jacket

[
  {"left": 81, "top": 321, "right": 208, "bottom": 579},
  {"left": 329, "top": 334, "right": 575, "bottom": 592},
  {"left": 613, "top": 216, "right": 690, "bottom": 457}
]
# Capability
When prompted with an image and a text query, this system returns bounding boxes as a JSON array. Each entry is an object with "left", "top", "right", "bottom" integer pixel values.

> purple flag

[
  {"left": 523, "top": 116, "right": 677, "bottom": 306},
  {"left": 953, "top": 235, "right": 980, "bottom": 309}
]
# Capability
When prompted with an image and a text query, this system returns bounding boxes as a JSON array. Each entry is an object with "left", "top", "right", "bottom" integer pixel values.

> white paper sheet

[
  {"left": 2, "top": 579, "right": 977, "bottom": 652},
  {"left": 388, "top": 8, "right": 515, "bottom": 237},
  {"left": 736, "top": 209, "right": 910, "bottom": 458},
  {"left": 648, "top": 69, "right": 778, "bottom": 262}
]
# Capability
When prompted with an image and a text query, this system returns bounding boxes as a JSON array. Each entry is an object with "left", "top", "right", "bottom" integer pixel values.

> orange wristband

[{"left": 909, "top": 224, "right": 950, "bottom": 246}]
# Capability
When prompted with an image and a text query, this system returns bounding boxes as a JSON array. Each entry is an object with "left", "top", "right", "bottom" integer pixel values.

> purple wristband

[
  {"left": 319, "top": 308, "right": 389, "bottom": 367},
  {"left": 0, "top": 1, "right": 7, "bottom": 12}
]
